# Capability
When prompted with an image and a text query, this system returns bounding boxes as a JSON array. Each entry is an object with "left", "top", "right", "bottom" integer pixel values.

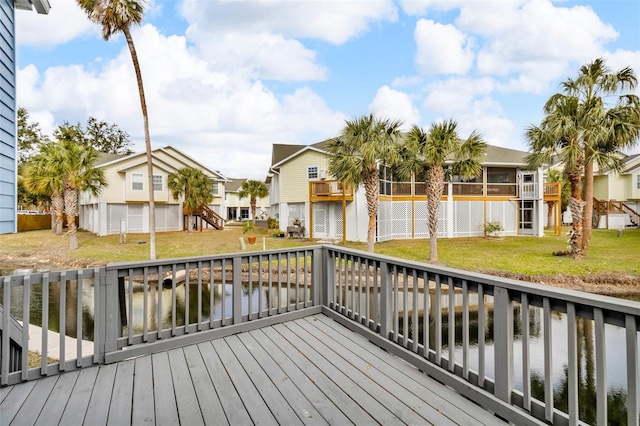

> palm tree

[
  {"left": 168, "top": 167, "right": 214, "bottom": 233},
  {"left": 58, "top": 140, "right": 107, "bottom": 249},
  {"left": 237, "top": 179, "right": 268, "bottom": 225},
  {"left": 23, "top": 142, "right": 66, "bottom": 235},
  {"left": 397, "top": 120, "right": 486, "bottom": 262},
  {"left": 328, "top": 115, "right": 403, "bottom": 253},
  {"left": 76, "top": 0, "right": 157, "bottom": 259},
  {"left": 559, "top": 58, "right": 639, "bottom": 253},
  {"left": 526, "top": 94, "right": 586, "bottom": 257}
]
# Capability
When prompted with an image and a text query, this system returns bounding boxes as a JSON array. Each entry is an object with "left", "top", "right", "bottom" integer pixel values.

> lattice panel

[
  {"left": 453, "top": 201, "right": 484, "bottom": 237},
  {"left": 334, "top": 202, "right": 343, "bottom": 238},
  {"left": 376, "top": 201, "right": 392, "bottom": 242},
  {"left": 107, "top": 204, "right": 127, "bottom": 235},
  {"left": 128, "top": 204, "right": 144, "bottom": 233},
  {"left": 391, "top": 201, "right": 412, "bottom": 239},
  {"left": 486, "top": 201, "right": 518, "bottom": 236},
  {"left": 288, "top": 203, "right": 305, "bottom": 226},
  {"left": 414, "top": 201, "right": 448, "bottom": 238},
  {"left": 312, "top": 203, "right": 328, "bottom": 237}
]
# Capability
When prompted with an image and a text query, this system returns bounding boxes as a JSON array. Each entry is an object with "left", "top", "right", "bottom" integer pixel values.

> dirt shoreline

[{"left": 1, "top": 250, "right": 639, "bottom": 297}]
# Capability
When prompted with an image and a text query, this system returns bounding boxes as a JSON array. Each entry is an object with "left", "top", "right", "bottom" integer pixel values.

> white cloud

[
  {"left": 454, "top": 98, "right": 519, "bottom": 150},
  {"left": 369, "top": 86, "right": 420, "bottom": 129},
  {"left": 16, "top": 0, "right": 98, "bottom": 47},
  {"left": 423, "top": 77, "right": 495, "bottom": 113},
  {"left": 180, "top": 0, "right": 397, "bottom": 45},
  {"left": 16, "top": 24, "right": 346, "bottom": 180},
  {"left": 414, "top": 19, "right": 474, "bottom": 75}
]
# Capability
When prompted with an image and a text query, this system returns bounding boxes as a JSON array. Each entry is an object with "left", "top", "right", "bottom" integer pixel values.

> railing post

[
  {"left": 379, "top": 261, "right": 392, "bottom": 339},
  {"left": 103, "top": 269, "right": 120, "bottom": 360},
  {"left": 312, "top": 247, "right": 323, "bottom": 307},
  {"left": 493, "top": 286, "right": 514, "bottom": 404},
  {"left": 233, "top": 257, "right": 242, "bottom": 324}
]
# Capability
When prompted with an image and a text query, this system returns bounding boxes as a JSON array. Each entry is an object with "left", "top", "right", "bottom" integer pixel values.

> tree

[
  {"left": 397, "top": 120, "right": 486, "bottom": 262},
  {"left": 57, "top": 140, "right": 107, "bottom": 249},
  {"left": 85, "top": 116, "right": 134, "bottom": 154},
  {"left": 17, "top": 107, "right": 49, "bottom": 166},
  {"left": 168, "top": 167, "right": 214, "bottom": 233},
  {"left": 560, "top": 59, "right": 639, "bottom": 253},
  {"left": 237, "top": 179, "right": 268, "bottom": 225},
  {"left": 23, "top": 142, "right": 66, "bottom": 235},
  {"left": 328, "top": 114, "right": 403, "bottom": 253},
  {"left": 77, "top": 0, "right": 157, "bottom": 259}
]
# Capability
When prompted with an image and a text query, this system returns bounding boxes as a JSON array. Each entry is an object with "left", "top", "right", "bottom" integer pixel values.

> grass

[{"left": 1, "top": 224, "right": 638, "bottom": 279}]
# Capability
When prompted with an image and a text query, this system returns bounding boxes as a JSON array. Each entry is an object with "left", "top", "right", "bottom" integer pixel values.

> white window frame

[
  {"left": 212, "top": 182, "right": 219, "bottom": 196},
  {"left": 153, "top": 175, "right": 163, "bottom": 192},
  {"left": 637, "top": 174, "right": 640, "bottom": 190},
  {"left": 308, "top": 166, "right": 319, "bottom": 180},
  {"left": 132, "top": 173, "right": 144, "bottom": 191}
]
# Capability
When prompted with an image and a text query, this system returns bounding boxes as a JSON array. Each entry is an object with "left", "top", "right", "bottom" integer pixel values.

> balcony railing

[
  {"left": 2, "top": 246, "right": 639, "bottom": 425},
  {"left": 309, "top": 180, "right": 353, "bottom": 198}
]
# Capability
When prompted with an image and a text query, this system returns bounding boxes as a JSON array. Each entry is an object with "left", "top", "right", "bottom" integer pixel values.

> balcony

[{"left": 309, "top": 180, "right": 353, "bottom": 201}]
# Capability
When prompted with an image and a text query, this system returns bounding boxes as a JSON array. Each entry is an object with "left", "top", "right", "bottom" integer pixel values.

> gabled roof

[
  {"left": 481, "top": 145, "right": 529, "bottom": 166},
  {"left": 225, "top": 178, "right": 247, "bottom": 193},
  {"left": 95, "top": 145, "right": 227, "bottom": 181}
]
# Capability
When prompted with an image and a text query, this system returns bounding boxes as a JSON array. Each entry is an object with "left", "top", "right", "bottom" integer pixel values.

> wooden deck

[{"left": 0, "top": 314, "right": 500, "bottom": 425}]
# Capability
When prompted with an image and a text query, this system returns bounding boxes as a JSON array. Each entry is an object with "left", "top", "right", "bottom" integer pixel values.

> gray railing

[{"left": 1, "top": 245, "right": 639, "bottom": 425}]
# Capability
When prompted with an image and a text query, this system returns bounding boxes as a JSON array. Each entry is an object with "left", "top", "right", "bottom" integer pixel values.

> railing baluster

[
  {"left": 462, "top": 279, "right": 469, "bottom": 380},
  {"left": 209, "top": 261, "right": 215, "bottom": 327},
  {"left": 521, "top": 293, "right": 531, "bottom": 412},
  {"left": 403, "top": 267, "right": 409, "bottom": 347},
  {"left": 594, "top": 308, "right": 607, "bottom": 426},
  {"left": 277, "top": 253, "right": 283, "bottom": 315},
  {"left": 357, "top": 258, "right": 363, "bottom": 322},
  {"left": 412, "top": 269, "right": 418, "bottom": 353},
  {"left": 372, "top": 261, "right": 379, "bottom": 331},
  {"left": 626, "top": 314, "right": 639, "bottom": 426},
  {"left": 184, "top": 263, "right": 190, "bottom": 333},
  {"left": 127, "top": 270, "right": 133, "bottom": 345},
  {"left": 379, "top": 260, "right": 392, "bottom": 340},
  {"left": 221, "top": 260, "right": 226, "bottom": 325},
  {"left": 393, "top": 265, "right": 399, "bottom": 343},
  {"left": 567, "top": 302, "right": 578, "bottom": 425},
  {"left": 364, "top": 259, "right": 370, "bottom": 327},
  {"left": 248, "top": 256, "right": 253, "bottom": 318},
  {"left": 493, "top": 286, "right": 513, "bottom": 403},
  {"left": 478, "top": 284, "right": 485, "bottom": 388},
  {"left": 350, "top": 255, "right": 356, "bottom": 319},
  {"left": 171, "top": 264, "right": 177, "bottom": 335},
  {"left": 1, "top": 277, "right": 10, "bottom": 385},
  {"left": 143, "top": 267, "right": 148, "bottom": 342},
  {"left": 77, "top": 270, "right": 84, "bottom": 365},
  {"left": 448, "top": 276, "right": 455, "bottom": 372},
  {"left": 22, "top": 275, "right": 30, "bottom": 380},
  {"left": 435, "top": 274, "right": 442, "bottom": 365},
  {"left": 233, "top": 257, "right": 242, "bottom": 324},
  {"left": 259, "top": 255, "right": 265, "bottom": 316},
  {"left": 158, "top": 265, "right": 163, "bottom": 338},
  {"left": 543, "top": 297, "right": 554, "bottom": 422},
  {"left": 267, "top": 255, "right": 273, "bottom": 316},
  {"left": 41, "top": 272, "right": 49, "bottom": 375},
  {"left": 94, "top": 267, "right": 102, "bottom": 363},
  {"left": 59, "top": 271, "right": 67, "bottom": 370},
  {"left": 423, "top": 272, "right": 430, "bottom": 360},
  {"left": 197, "top": 261, "right": 203, "bottom": 329}
]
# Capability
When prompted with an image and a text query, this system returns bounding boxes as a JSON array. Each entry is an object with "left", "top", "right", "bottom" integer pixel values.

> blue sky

[{"left": 16, "top": 0, "right": 640, "bottom": 179}]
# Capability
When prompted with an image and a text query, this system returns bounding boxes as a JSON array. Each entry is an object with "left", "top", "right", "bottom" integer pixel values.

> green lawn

[{"left": 1, "top": 225, "right": 638, "bottom": 279}]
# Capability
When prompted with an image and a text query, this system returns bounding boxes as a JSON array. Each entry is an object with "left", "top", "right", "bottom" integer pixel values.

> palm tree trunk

[
  {"left": 582, "top": 158, "right": 594, "bottom": 254},
  {"left": 187, "top": 212, "right": 193, "bottom": 233},
  {"left": 52, "top": 191, "right": 64, "bottom": 235},
  {"left": 64, "top": 186, "right": 78, "bottom": 250},
  {"left": 427, "top": 166, "right": 445, "bottom": 262},
  {"left": 568, "top": 167, "right": 584, "bottom": 257},
  {"left": 124, "top": 28, "right": 156, "bottom": 260},
  {"left": 363, "top": 167, "right": 379, "bottom": 253},
  {"left": 251, "top": 198, "right": 256, "bottom": 226}
]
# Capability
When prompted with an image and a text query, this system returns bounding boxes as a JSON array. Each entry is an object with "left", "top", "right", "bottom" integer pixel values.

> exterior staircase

[
  {"left": 185, "top": 205, "right": 225, "bottom": 230},
  {"left": 593, "top": 198, "right": 639, "bottom": 228}
]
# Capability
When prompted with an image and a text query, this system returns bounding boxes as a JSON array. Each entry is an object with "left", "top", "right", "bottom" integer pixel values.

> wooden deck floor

[{"left": 0, "top": 314, "right": 501, "bottom": 425}]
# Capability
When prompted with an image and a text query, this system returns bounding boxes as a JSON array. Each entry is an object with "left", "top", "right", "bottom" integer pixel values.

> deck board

[{"left": 0, "top": 313, "right": 505, "bottom": 425}]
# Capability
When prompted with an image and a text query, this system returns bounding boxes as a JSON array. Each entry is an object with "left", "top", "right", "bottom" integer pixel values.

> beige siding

[
  {"left": 593, "top": 175, "right": 609, "bottom": 200},
  {"left": 628, "top": 174, "right": 640, "bottom": 200},
  {"left": 609, "top": 174, "right": 627, "bottom": 201},
  {"left": 280, "top": 151, "right": 331, "bottom": 203}
]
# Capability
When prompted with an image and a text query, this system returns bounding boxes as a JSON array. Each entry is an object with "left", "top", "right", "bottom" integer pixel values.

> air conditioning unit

[{"left": 319, "top": 170, "right": 326, "bottom": 180}]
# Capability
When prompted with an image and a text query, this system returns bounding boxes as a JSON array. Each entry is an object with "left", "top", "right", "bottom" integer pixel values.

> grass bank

[{"left": 1, "top": 226, "right": 638, "bottom": 286}]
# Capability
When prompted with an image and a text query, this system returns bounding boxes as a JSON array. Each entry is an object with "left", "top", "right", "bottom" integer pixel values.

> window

[
  {"left": 308, "top": 166, "right": 318, "bottom": 180},
  {"left": 132, "top": 173, "right": 143, "bottom": 191},
  {"left": 153, "top": 175, "right": 163, "bottom": 192},
  {"left": 637, "top": 175, "right": 640, "bottom": 190},
  {"left": 240, "top": 208, "right": 250, "bottom": 219},
  {"left": 212, "top": 182, "right": 219, "bottom": 195},
  {"left": 487, "top": 167, "right": 516, "bottom": 183}
]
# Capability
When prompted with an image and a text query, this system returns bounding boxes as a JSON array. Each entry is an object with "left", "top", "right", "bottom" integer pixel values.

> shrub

[
  {"left": 242, "top": 221, "right": 255, "bottom": 234},
  {"left": 484, "top": 220, "right": 504, "bottom": 238}
]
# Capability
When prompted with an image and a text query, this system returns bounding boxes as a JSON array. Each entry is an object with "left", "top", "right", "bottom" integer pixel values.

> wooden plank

[
  {"left": 107, "top": 359, "right": 135, "bottom": 425},
  {"left": 239, "top": 331, "right": 330, "bottom": 425},
  {"left": 0, "top": 384, "right": 13, "bottom": 404},
  {"left": 312, "top": 314, "right": 501, "bottom": 425},
  {"left": 284, "top": 320, "right": 429, "bottom": 425},
  {"left": 182, "top": 344, "right": 228, "bottom": 426},
  {"left": 167, "top": 348, "right": 205, "bottom": 426},
  {"left": 225, "top": 334, "right": 304, "bottom": 425},
  {"left": 151, "top": 351, "right": 179, "bottom": 425},
  {"left": 85, "top": 363, "right": 117, "bottom": 425},
  {"left": 59, "top": 367, "right": 100, "bottom": 425},
  {"left": 260, "top": 325, "right": 376, "bottom": 424},
  {"left": 211, "top": 338, "right": 278, "bottom": 425},
  {"left": 34, "top": 370, "right": 80, "bottom": 426},
  {"left": 196, "top": 341, "right": 252, "bottom": 425},
  {"left": 0, "top": 380, "right": 36, "bottom": 424},
  {"left": 298, "top": 316, "right": 455, "bottom": 425},
  {"left": 11, "top": 375, "right": 58, "bottom": 425},
  {"left": 132, "top": 355, "right": 155, "bottom": 425}
]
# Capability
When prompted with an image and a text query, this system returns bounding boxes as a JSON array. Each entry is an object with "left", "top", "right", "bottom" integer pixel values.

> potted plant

[
  {"left": 243, "top": 221, "right": 256, "bottom": 244},
  {"left": 292, "top": 218, "right": 301, "bottom": 227}
]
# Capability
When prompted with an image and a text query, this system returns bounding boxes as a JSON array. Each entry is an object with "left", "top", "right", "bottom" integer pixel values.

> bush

[
  {"left": 484, "top": 220, "right": 504, "bottom": 238},
  {"left": 242, "top": 221, "right": 255, "bottom": 234},
  {"left": 266, "top": 217, "right": 279, "bottom": 229}
]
